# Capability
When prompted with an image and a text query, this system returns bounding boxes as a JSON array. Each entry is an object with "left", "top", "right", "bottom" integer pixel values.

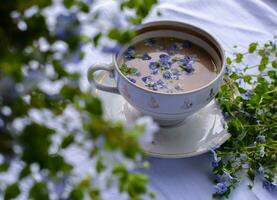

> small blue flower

[
  {"left": 127, "top": 77, "right": 136, "bottom": 83},
  {"left": 210, "top": 148, "right": 221, "bottom": 168},
  {"left": 242, "top": 91, "right": 254, "bottom": 100},
  {"left": 152, "top": 83, "right": 158, "bottom": 91},
  {"left": 149, "top": 62, "right": 159, "bottom": 70},
  {"left": 160, "top": 62, "right": 172, "bottom": 70},
  {"left": 163, "top": 71, "right": 172, "bottom": 80},
  {"left": 150, "top": 68, "right": 159, "bottom": 75},
  {"left": 124, "top": 46, "right": 136, "bottom": 60},
  {"left": 225, "top": 65, "right": 232, "bottom": 74},
  {"left": 141, "top": 52, "right": 151, "bottom": 60},
  {"left": 182, "top": 40, "right": 192, "bottom": 48},
  {"left": 142, "top": 76, "right": 158, "bottom": 91},
  {"left": 214, "top": 182, "right": 228, "bottom": 194},
  {"left": 55, "top": 13, "right": 80, "bottom": 40},
  {"left": 156, "top": 79, "right": 167, "bottom": 89},
  {"left": 263, "top": 180, "right": 277, "bottom": 192},
  {"left": 102, "top": 45, "right": 121, "bottom": 54},
  {"left": 178, "top": 56, "right": 195, "bottom": 74},
  {"left": 142, "top": 76, "right": 152, "bottom": 83},
  {"left": 144, "top": 38, "right": 156, "bottom": 47},
  {"left": 214, "top": 172, "right": 232, "bottom": 184},
  {"left": 258, "top": 164, "right": 264, "bottom": 174},
  {"left": 159, "top": 54, "right": 171, "bottom": 62}
]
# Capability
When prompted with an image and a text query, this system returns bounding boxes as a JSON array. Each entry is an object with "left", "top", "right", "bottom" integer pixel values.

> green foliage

[
  {"left": 4, "top": 183, "right": 21, "bottom": 200},
  {"left": 0, "top": 0, "right": 156, "bottom": 199},
  {"left": 119, "top": 63, "right": 138, "bottom": 76},
  {"left": 29, "top": 182, "right": 49, "bottom": 200},
  {"left": 215, "top": 39, "right": 277, "bottom": 198}
]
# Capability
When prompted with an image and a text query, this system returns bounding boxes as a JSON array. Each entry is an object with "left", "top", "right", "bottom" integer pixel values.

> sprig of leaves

[{"left": 213, "top": 39, "right": 277, "bottom": 197}]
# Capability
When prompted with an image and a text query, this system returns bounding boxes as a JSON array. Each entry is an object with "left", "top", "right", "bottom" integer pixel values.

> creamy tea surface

[{"left": 119, "top": 37, "right": 217, "bottom": 93}]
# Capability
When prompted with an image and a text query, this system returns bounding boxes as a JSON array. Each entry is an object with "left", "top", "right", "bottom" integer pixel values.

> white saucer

[{"left": 93, "top": 72, "right": 230, "bottom": 158}]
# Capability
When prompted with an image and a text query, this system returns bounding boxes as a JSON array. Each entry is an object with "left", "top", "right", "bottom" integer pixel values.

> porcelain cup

[{"left": 88, "top": 21, "right": 225, "bottom": 126}]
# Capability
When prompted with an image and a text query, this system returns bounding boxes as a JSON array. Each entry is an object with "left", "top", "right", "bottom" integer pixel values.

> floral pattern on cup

[
  {"left": 206, "top": 88, "right": 215, "bottom": 101},
  {"left": 148, "top": 96, "right": 159, "bottom": 109},
  {"left": 181, "top": 99, "right": 193, "bottom": 110}
]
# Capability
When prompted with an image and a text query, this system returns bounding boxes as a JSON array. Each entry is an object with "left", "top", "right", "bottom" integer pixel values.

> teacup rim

[{"left": 113, "top": 20, "right": 226, "bottom": 96}]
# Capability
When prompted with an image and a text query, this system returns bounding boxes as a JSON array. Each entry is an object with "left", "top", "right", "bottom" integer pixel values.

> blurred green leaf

[{"left": 4, "top": 183, "right": 21, "bottom": 200}]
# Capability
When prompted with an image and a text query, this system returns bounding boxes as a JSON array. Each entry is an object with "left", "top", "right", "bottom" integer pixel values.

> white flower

[{"left": 135, "top": 116, "right": 159, "bottom": 145}]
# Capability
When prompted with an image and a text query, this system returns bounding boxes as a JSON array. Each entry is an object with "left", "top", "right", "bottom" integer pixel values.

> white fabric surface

[
  {"left": 140, "top": 1, "right": 277, "bottom": 200},
  {"left": 84, "top": 0, "right": 277, "bottom": 199}
]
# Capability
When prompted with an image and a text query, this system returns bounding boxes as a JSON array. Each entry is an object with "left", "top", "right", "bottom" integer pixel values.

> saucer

[{"left": 93, "top": 71, "right": 230, "bottom": 158}]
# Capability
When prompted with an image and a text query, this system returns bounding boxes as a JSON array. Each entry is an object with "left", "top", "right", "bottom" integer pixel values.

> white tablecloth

[{"left": 139, "top": 1, "right": 277, "bottom": 200}]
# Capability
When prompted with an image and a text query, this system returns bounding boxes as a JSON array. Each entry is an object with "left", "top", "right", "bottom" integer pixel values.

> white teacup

[{"left": 88, "top": 21, "right": 225, "bottom": 126}]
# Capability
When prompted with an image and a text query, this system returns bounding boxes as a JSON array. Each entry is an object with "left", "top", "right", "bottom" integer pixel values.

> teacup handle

[{"left": 87, "top": 64, "right": 119, "bottom": 94}]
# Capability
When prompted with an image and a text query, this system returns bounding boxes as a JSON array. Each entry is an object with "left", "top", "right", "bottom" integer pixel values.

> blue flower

[
  {"left": 55, "top": 13, "right": 80, "bottom": 40},
  {"left": 163, "top": 71, "right": 172, "bottom": 80},
  {"left": 214, "top": 182, "right": 228, "bottom": 194},
  {"left": 178, "top": 56, "right": 195, "bottom": 74},
  {"left": 159, "top": 54, "right": 170, "bottom": 62},
  {"left": 258, "top": 164, "right": 264, "bottom": 174},
  {"left": 144, "top": 38, "right": 156, "bottom": 47},
  {"left": 156, "top": 79, "right": 167, "bottom": 89},
  {"left": 159, "top": 54, "right": 172, "bottom": 70},
  {"left": 102, "top": 45, "right": 121, "bottom": 54},
  {"left": 225, "top": 65, "right": 232, "bottom": 74},
  {"left": 141, "top": 52, "right": 151, "bottom": 60},
  {"left": 149, "top": 62, "right": 159, "bottom": 70},
  {"left": 242, "top": 91, "right": 255, "bottom": 100},
  {"left": 142, "top": 76, "right": 152, "bottom": 83},
  {"left": 263, "top": 180, "right": 277, "bottom": 192},
  {"left": 124, "top": 46, "right": 136, "bottom": 60},
  {"left": 127, "top": 77, "right": 136, "bottom": 83},
  {"left": 182, "top": 40, "right": 192, "bottom": 48},
  {"left": 150, "top": 68, "right": 159, "bottom": 75},
  {"left": 142, "top": 76, "right": 158, "bottom": 91},
  {"left": 210, "top": 148, "right": 221, "bottom": 168}
]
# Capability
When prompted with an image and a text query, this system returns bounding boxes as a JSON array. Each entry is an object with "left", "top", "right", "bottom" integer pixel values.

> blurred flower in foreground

[
  {"left": 135, "top": 116, "right": 159, "bottom": 145},
  {"left": 55, "top": 13, "right": 80, "bottom": 40}
]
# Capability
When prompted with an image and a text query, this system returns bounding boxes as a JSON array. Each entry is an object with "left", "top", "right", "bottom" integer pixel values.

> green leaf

[
  {"left": 248, "top": 42, "right": 258, "bottom": 53},
  {"left": 247, "top": 169, "right": 255, "bottom": 181},
  {"left": 272, "top": 60, "right": 277, "bottom": 68},
  {"left": 260, "top": 56, "right": 269, "bottom": 65},
  {"left": 4, "top": 183, "right": 21, "bottom": 200},
  {"left": 267, "top": 70, "right": 276, "bottom": 79},
  {"left": 93, "top": 33, "right": 102, "bottom": 46},
  {"left": 78, "top": 2, "right": 90, "bottom": 13},
  {"left": 0, "top": 163, "right": 9, "bottom": 172},
  {"left": 70, "top": 188, "right": 84, "bottom": 200},
  {"left": 119, "top": 64, "right": 138, "bottom": 76},
  {"left": 63, "top": 0, "right": 76, "bottom": 8},
  {"left": 226, "top": 57, "right": 232, "bottom": 65},
  {"left": 258, "top": 64, "right": 266, "bottom": 71},
  {"left": 96, "top": 158, "right": 105, "bottom": 173},
  {"left": 29, "top": 182, "right": 49, "bottom": 200},
  {"left": 235, "top": 53, "right": 243, "bottom": 63},
  {"left": 243, "top": 75, "right": 252, "bottom": 83},
  {"left": 19, "top": 165, "right": 31, "bottom": 179},
  {"left": 61, "top": 135, "right": 75, "bottom": 148}
]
